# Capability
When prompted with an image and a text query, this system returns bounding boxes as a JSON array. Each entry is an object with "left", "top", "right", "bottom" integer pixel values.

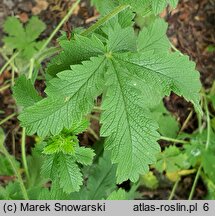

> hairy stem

[
  {"left": 0, "top": 145, "right": 29, "bottom": 200},
  {"left": 0, "top": 50, "right": 18, "bottom": 72},
  {"left": 21, "top": 128, "right": 30, "bottom": 180},
  {"left": 160, "top": 136, "right": 189, "bottom": 144},
  {"left": 81, "top": 4, "right": 130, "bottom": 36},
  {"left": 39, "top": 0, "right": 80, "bottom": 53},
  {"left": 0, "top": 52, "right": 20, "bottom": 75},
  {"left": 179, "top": 110, "right": 193, "bottom": 133},
  {"left": 168, "top": 178, "right": 180, "bottom": 200},
  {"left": 0, "top": 113, "right": 16, "bottom": 126},
  {"left": 188, "top": 96, "right": 210, "bottom": 199},
  {"left": 188, "top": 165, "right": 202, "bottom": 200},
  {"left": 28, "top": 58, "right": 35, "bottom": 79},
  {"left": 0, "top": 84, "right": 11, "bottom": 93}
]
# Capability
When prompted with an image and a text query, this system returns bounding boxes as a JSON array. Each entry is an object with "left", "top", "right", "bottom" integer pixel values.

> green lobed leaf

[
  {"left": 46, "top": 34, "right": 105, "bottom": 77},
  {"left": 3, "top": 16, "right": 46, "bottom": 60},
  {"left": 18, "top": 15, "right": 201, "bottom": 183},
  {"left": 106, "top": 23, "right": 136, "bottom": 52},
  {"left": 156, "top": 146, "right": 190, "bottom": 173},
  {"left": 101, "top": 58, "right": 160, "bottom": 183},
  {"left": 75, "top": 147, "right": 95, "bottom": 165},
  {"left": 119, "top": 52, "right": 201, "bottom": 111},
  {"left": 137, "top": 19, "right": 170, "bottom": 54},
  {"left": 58, "top": 153, "right": 83, "bottom": 193},
  {"left": 0, "top": 181, "right": 23, "bottom": 200},
  {"left": 25, "top": 16, "right": 46, "bottom": 41},
  {"left": 19, "top": 56, "right": 106, "bottom": 137}
]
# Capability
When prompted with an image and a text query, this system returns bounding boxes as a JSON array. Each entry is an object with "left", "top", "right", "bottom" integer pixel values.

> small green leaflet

[
  {"left": 40, "top": 127, "right": 95, "bottom": 193},
  {"left": 140, "top": 171, "right": 159, "bottom": 189},
  {"left": 156, "top": 146, "right": 190, "bottom": 173},
  {"left": 70, "top": 152, "right": 117, "bottom": 200},
  {"left": 151, "top": 102, "right": 179, "bottom": 138},
  {"left": 41, "top": 149, "right": 94, "bottom": 193},
  {"left": 15, "top": 17, "right": 201, "bottom": 183},
  {"left": 3, "top": 16, "right": 46, "bottom": 60}
]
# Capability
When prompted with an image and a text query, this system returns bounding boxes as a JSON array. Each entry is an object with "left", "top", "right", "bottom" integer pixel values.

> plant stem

[
  {"left": 28, "top": 58, "right": 35, "bottom": 79},
  {"left": 0, "top": 113, "right": 16, "bottom": 126},
  {"left": 188, "top": 96, "right": 210, "bottom": 199},
  {"left": 170, "top": 43, "right": 183, "bottom": 56},
  {"left": 0, "top": 84, "right": 11, "bottom": 93},
  {"left": 87, "top": 127, "right": 99, "bottom": 140},
  {"left": 0, "top": 146, "right": 29, "bottom": 200},
  {"left": 204, "top": 97, "right": 210, "bottom": 150},
  {"left": 0, "top": 50, "right": 18, "bottom": 72},
  {"left": 11, "top": 65, "right": 15, "bottom": 86},
  {"left": 37, "top": 47, "right": 62, "bottom": 63},
  {"left": 188, "top": 164, "right": 202, "bottom": 200},
  {"left": 168, "top": 178, "right": 180, "bottom": 200},
  {"left": 21, "top": 128, "right": 30, "bottom": 180},
  {"left": 179, "top": 110, "right": 193, "bottom": 133},
  {"left": 0, "top": 52, "right": 20, "bottom": 75},
  {"left": 160, "top": 136, "right": 189, "bottom": 144},
  {"left": 39, "top": 0, "right": 80, "bottom": 53},
  {"left": 81, "top": 4, "right": 130, "bottom": 36}
]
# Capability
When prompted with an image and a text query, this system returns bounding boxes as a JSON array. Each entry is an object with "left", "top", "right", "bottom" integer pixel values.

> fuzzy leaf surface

[{"left": 19, "top": 56, "right": 106, "bottom": 137}]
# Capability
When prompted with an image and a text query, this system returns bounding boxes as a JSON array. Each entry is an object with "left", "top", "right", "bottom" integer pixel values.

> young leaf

[
  {"left": 43, "top": 132, "right": 78, "bottom": 155},
  {"left": 140, "top": 171, "right": 159, "bottom": 190},
  {"left": 156, "top": 146, "right": 190, "bottom": 173},
  {"left": 151, "top": 102, "right": 179, "bottom": 138},
  {"left": 75, "top": 147, "right": 95, "bottom": 165},
  {"left": 41, "top": 134, "right": 95, "bottom": 194},
  {"left": 25, "top": 16, "right": 46, "bottom": 41},
  {"left": 58, "top": 153, "right": 83, "bottom": 193}
]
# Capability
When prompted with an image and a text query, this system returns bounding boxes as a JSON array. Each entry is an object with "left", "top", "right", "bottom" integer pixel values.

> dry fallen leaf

[
  {"left": 19, "top": 12, "right": 29, "bottom": 23},
  {"left": 32, "top": 0, "right": 49, "bottom": 15}
]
